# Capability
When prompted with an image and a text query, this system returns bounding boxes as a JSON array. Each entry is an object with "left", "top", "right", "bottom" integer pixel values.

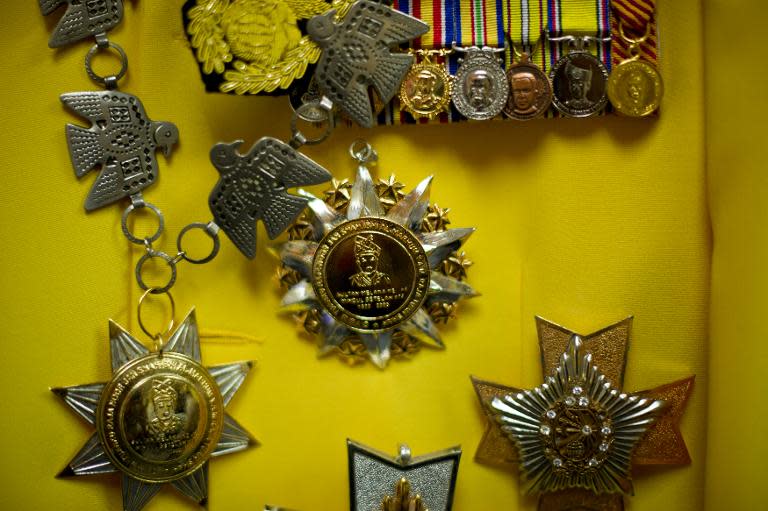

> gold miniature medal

[
  {"left": 399, "top": 50, "right": 453, "bottom": 120},
  {"left": 53, "top": 306, "right": 256, "bottom": 511},
  {"left": 607, "top": 22, "right": 663, "bottom": 117},
  {"left": 503, "top": 50, "right": 552, "bottom": 121}
]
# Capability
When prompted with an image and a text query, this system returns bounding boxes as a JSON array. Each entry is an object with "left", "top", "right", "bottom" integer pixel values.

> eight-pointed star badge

[
  {"left": 471, "top": 317, "right": 694, "bottom": 510},
  {"left": 275, "top": 145, "right": 477, "bottom": 368},
  {"left": 348, "top": 440, "right": 461, "bottom": 511},
  {"left": 52, "top": 310, "right": 256, "bottom": 511}
]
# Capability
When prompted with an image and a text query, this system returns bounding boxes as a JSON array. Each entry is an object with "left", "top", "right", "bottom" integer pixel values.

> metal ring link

[
  {"left": 135, "top": 250, "right": 177, "bottom": 294},
  {"left": 349, "top": 139, "right": 377, "bottom": 164},
  {"left": 122, "top": 201, "right": 165, "bottom": 245},
  {"left": 290, "top": 97, "right": 335, "bottom": 147},
  {"left": 176, "top": 222, "right": 221, "bottom": 265},
  {"left": 137, "top": 287, "right": 176, "bottom": 348},
  {"left": 85, "top": 40, "right": 128, "bottom": 89}
]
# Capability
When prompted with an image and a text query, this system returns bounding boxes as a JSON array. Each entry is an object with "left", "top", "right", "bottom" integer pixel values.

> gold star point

[
  {"left": 422, "top": 203, "right": 451, "bottom": 232},
  {"left": 323, "top": 178, "right": 352, "bottom": 211}
]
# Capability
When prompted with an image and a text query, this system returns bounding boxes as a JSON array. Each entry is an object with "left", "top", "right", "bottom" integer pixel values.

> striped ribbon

[
  {"left": 374, "top": 0, "right": 616, "bottom": 125},
  {"left": 545, "top": 0, "right": 612, "bottom": 73},
  {"left": 610, "top": 0, "right": 658, "bottom": 68}
]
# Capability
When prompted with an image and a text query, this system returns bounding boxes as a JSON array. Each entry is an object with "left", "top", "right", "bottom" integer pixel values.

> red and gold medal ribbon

[{"left": 610, "top": 0, "right": 658, "bottom": 67}]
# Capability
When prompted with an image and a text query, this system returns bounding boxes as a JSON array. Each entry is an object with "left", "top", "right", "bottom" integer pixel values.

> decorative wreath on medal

[
  {"left": 184, "top": 0, "right": 356, "bottom": 94},
  {"left": 275, "top": 144, "right": 477, "bottom": 367}
]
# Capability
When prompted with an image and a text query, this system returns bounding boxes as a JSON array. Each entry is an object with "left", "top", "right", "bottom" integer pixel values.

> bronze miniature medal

[
  {"left": 550, "top": 39, "right": 609, "bottom": 118},
  {"left": 312, "top": 217, "right": 430, "bottom": 332},
  {"left": 503, "top": 52, "right": 552, "bottom": 120}
]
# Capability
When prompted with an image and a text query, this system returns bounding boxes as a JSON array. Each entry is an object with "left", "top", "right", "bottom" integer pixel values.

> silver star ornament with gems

[
  {"left": 348, "top": 440, "right": 461, "bottom": 511},
  {"left": 52, "top": 310, "right": 256, "bottom": 511},
  {"left": 489, "top": 335, "right": 665, "bottom": 495}
]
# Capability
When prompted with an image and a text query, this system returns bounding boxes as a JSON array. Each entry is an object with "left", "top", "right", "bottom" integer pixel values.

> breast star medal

[
  {"left": 39, "top": 0, "right": 124, "bottom": 48},
  {"left": 503, "top": 48, "right": 552, "bottom": 121},
  {"left": 451, "top": 46, "right": 509, "bottom": 120},
  {"left": 53, "top": 310, "right": 256, "bottom": 511},
  {"left": 348, "top": 440, "right": 461, "bottom": 511},
  {"left": 399, "top": 49, "right": 454, "bottom": 120},
  {"left": 306, "top": 0, "right": 429, "bottom": 127},
  {"left": 607, "top": 22, "right": 663, "bottom": 117},
  {"left": 276, "top": 141, "right": 477, "bottom": 367},
  {"left": 549, "top": 37, "right": 610, "bottom": 118},
  {"left": 471, "top": 317, "right": 694, "bottom": 510},
  {"left": 208, "top": 138, "right": 333, "bottom": 258}
]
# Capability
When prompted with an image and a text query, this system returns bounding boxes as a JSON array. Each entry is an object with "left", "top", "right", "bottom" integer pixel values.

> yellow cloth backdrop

[{"left": 0, "top": 0, "right": 761, "bottom": 510}]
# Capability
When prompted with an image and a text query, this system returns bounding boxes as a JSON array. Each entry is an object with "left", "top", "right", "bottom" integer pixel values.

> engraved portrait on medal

[
  {"left": 399, "top": 55, "right": 453, "bottom": 120},
  {"left": 607, "top": 60, "right": 663, "bottom": 117},
  {"left": 550, "top": 52, "right": 609, "bottom": 118},
  {"left": 504, "top": 58, "right": 552, "bottom": 121},
  {"left": 451, "top": 48, "right": 509, "bottom": 121},
  {"left": 276, "top": 142, "right": 477, "bottom": 368}
]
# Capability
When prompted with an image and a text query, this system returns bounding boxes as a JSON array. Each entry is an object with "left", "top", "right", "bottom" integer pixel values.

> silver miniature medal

[
  {"left": 307, "top": 0, "right": 429, "bottom": 128},
  {"left": 549, "top": 37, "right": 610, "bottom": 118},
  {"left": 451, "top": 46, "right": 509, "bottom": 120}
]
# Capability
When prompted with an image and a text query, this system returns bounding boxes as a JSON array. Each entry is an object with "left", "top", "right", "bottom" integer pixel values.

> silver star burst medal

[
  {"left": 451, "top": 46, "right": 509, "bottom": 120},
  {"left": 276, "top": 140, "right": 478, "bottom": 368},
  {"left": 348, "top": 440, "right": 461, "bottom": 511},
  {"left": 52, "top": 308, "right": 256, "bottom": 511},
  {"left": 488, "top": 335, "right": 664, "bottom": 495}
]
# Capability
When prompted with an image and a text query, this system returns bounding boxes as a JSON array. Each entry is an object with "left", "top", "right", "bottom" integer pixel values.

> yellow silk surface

[{"left": 0, "top": 1, "right": 759, "bottom": 510}]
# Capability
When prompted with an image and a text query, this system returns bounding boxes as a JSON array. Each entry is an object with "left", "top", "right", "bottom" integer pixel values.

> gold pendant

[
  {"left": 503, "top": 49, "right": 552, "bottom": 121},
  {"left": 399, "top": 50, "right": 453, "bottom": 120},
  {"left": 607, "top": 21, "right": 663, "bottom": 117},
  {"left": 53, "top": 295, "right": 256, "bottom": 511}
]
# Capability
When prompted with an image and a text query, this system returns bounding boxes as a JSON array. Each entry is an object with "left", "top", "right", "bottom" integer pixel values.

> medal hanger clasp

[{"left": 618, "top": 20, "right": 651, "bottom": 63}]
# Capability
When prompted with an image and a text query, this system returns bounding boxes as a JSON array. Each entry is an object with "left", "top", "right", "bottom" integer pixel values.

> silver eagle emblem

[
  {"left": 208, "top": 138, "right": 332, "bottom": 259},
  {"left": 39, "top": 0, "right": 124, "bottom": 48},
  {"left": 61, "top": 91, "right": 178, "bottom": 211},
  {"left": 307, "top": 0, "right": 429, "bottom": 128}
]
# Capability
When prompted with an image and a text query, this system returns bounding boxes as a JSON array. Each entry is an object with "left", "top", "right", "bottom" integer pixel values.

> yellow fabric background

[{"left": 0, "top": 0, "right": 760, "bottom": 510}]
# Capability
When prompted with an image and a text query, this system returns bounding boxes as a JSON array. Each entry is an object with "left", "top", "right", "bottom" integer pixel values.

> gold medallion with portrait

[
  {"left": 96, "top": 352, "right": 224, "bottom": 483},
  {"left": 503, "top": 55, "right": 553, "bottom": 121},
  {"left": 399, "top": 59, "right": 453, "bottom": 120},
  {"left": 312, "top": 217, "right": 430, "bottom": 333},
  {"left": 607, "top": 60, "right": 663, "bottom": 117}
]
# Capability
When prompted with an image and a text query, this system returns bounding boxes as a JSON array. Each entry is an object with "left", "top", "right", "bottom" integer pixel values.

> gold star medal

[
  {"left": 53, "top": 302, "right": 256, "bottom": 511},
  {"left": 471, "top": 317, "right": 693, "bottom": 509},
  {"left": 275, "top": 140, "right": 477, "bottom": 368}
]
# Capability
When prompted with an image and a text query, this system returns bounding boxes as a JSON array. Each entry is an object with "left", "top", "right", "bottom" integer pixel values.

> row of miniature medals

[
  {"left": 398, "top": 31, "right": 660, "bottom": 122},
  {"left": 40, "top": 1, "right": 687, "bottom": 511}
]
